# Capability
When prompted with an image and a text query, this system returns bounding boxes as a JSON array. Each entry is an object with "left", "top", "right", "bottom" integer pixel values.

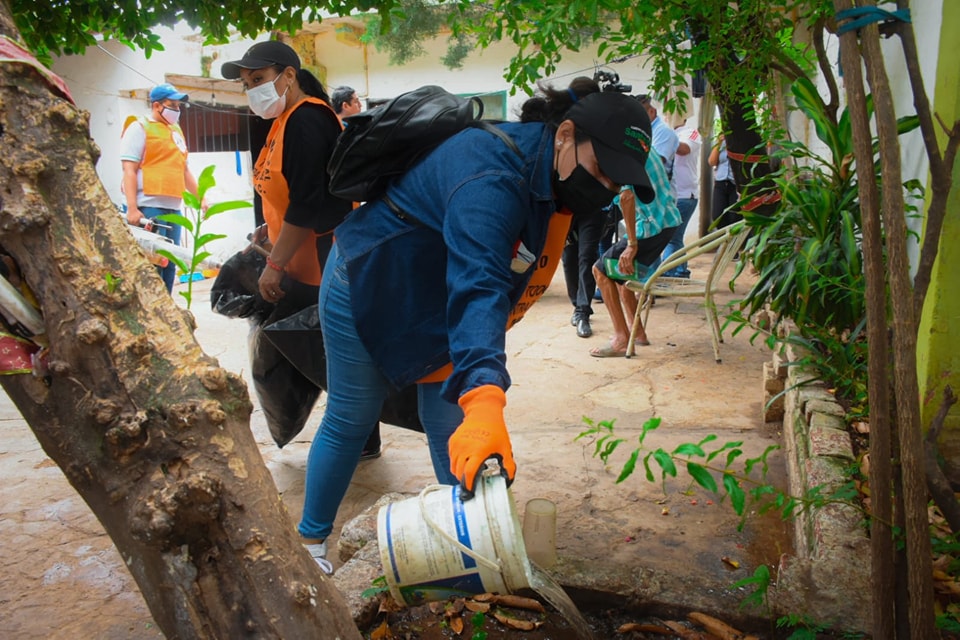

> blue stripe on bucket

[
  {"left": 384, "top": 503, "right": 403, "bottom": 584},
  {"left": 451, "top": 488, "right": 476, "bottom": 569}
]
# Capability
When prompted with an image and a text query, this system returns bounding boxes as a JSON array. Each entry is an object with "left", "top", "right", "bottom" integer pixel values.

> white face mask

[
  {"left": 161, "top": 106, "right": 181, "bottom": 126},
  {"left": 247, "top": 74, "right": 288, "bottom": 120}
]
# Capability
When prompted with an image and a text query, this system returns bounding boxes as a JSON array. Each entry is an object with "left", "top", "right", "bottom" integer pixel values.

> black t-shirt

[{"left": 280, "top": 102, "right": 352, "bottom": 232}]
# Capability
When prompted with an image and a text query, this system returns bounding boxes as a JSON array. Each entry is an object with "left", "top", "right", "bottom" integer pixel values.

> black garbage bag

[
  {"left": 249, "top": 277, "right": 324, "bottom": 448},
  {"left": 212, "top": 250, "right": 423, "bottom": 447},
  {"left": 261, "top": 305, "right": 326, "bottom": 387},
  {"left": 210, "top": 250, "right": 273, "bottom": 320},
  {"left": 263, "top": 304, "right": 424, "bottom": 436},
  {"left": 212, "top": 249, "right": 325, "bottom": 447},
  {"left": 248, "top": 317, "right": 320, "bottom": 448}
]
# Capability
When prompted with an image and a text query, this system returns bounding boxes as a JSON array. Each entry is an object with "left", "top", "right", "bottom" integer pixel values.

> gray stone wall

[{"left": 769, "top": 343, "right": 871, "bottom": 633}]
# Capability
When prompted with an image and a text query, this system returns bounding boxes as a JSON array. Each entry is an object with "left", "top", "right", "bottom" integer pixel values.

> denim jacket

[{"left": 333, "top": 122, "right": 557, "bottom": 401}]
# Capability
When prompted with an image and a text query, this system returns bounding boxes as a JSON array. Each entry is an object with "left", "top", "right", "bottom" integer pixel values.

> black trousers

[
  {"left": 562, "top": 209, "right": 606, "bottom": 317},
  {"left": 712, "top": 179, "right": 741, "bottom": 228}
]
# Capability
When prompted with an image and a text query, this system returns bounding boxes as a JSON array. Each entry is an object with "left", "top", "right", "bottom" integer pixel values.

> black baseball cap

[
  {"left": 221, "top": 41, "right": 301, "bottom": 80},
  {"left": 566, "top": 92, "right": 655, "bottom": 203}
]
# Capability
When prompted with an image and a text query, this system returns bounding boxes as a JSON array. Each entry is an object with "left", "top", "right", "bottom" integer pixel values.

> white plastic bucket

[{"left": 377, "top": 471, "right": 532, "bottom": 606}]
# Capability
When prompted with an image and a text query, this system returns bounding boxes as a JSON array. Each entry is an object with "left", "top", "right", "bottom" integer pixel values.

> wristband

[
  {"left": 627, "top": 241, "right": 638, "bottom": 247},
  {"left": 266, "top": 256, "right": 285, "bottom": 272}
]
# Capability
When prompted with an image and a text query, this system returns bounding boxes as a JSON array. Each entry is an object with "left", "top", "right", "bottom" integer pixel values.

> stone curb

[{"left": 767, "top": 343, "right": 871, "bottom": 633}]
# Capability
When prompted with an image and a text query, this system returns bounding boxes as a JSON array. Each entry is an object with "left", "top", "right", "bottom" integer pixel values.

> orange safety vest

[
  {"left": 254, "top": 97, "right": 340, "bottom": 287},
  {"left": 124, "top": 116, "right": 188, "bottom": 199},
  {"left": 417, "top": 209, "right": 573, "bottom": 384}
]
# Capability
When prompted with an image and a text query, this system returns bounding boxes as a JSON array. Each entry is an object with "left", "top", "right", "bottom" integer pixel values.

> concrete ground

[{"left": 0, "top": 249, "right": 790, "bottom": 638}]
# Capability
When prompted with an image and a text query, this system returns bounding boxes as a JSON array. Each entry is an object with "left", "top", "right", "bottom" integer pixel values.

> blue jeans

[
  {"left": 298, "top": 245, "right": 461, "bottom": 540},
  {"left": 652, "top": 197, "right": 698, "bottom": 278},
  {"left": 140, "top": 206, "right": 183, "bottom": 293}
]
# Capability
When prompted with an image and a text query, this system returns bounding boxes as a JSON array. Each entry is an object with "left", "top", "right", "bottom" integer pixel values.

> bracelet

[
  {"left": 627, "top": 241, "right": 637, "bottom": 247},
  {"left": 266, "top": 256, "right": 285, "bottom": 272}
]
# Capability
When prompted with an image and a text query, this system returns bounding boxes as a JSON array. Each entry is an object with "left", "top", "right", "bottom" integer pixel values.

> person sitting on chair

[{"left": 590, "top": 151, "right": 681, "bottom": 358}]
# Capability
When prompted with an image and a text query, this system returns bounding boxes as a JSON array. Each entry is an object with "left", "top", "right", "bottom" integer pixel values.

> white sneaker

[{"left": 304, "top": 541, "right": 334, "bottom": 575}]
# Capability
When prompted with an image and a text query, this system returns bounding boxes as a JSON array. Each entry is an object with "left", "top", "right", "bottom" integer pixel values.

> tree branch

[{"left": 813, "top": 16, "right": 839, "bottom": 119}]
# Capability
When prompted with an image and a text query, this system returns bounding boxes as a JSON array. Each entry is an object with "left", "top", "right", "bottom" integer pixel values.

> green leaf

[
  {"left": 191, "top": 250, "right": 212, "bottom": 269},
  {"left": 206, "top": 200, "right": 253, "bottom": 216},
  {"left": 594, "top": 434, "right": 611, "bottom": 457},
  {"left": 361, "top": 575, "right": 389, "bottom": 598},
  {"left": 197, "top": 165, "right": 217, "bottom": 198},
  {"left": 706, "top": 440, "right": 743, "bottom": 463},
  {"left": 731, "top": 564, "right": 770, "bottom": 611},
  {"left": 157, "top": 212, "right": 194, "bottom": 233},
  {"left": 672, "top": 443, "right": 706, "bottom": 458},
  {"left": 723, "top": 473, "right": 745, "bottom": 515},
  {"left": 896, "top": 114, "right": 920, "bottom": 136},
  {"left": 687, "top": 462, "right": 718, "bottom": 493},
  {"left": 725, "top": 448, "right": 743, "bottom": 468},
  {"left": 183, "top": 192, "right": 201, "bottom": 210},
  {"left": 637, "top": 416, "right": 661, "bottom": 446},
  {"left": 697, "top": 434, "right": 718, "bottom": 448},
  {"left": 643, "top": 451, "right": 655, "bottom": 482},
  {"left": 600, "top": 438, "right": 625, "bottom": 464},
  {"left": 195, "top": 232, "right": 227, "bottom": 247},
  {"left": 652, "top": 449, "right": 676, "bottom": 479},
  {"left": 616, "top": 449, "right": 639, "bottom": 484},
  {"left": 156, "top": 249, "right": 187, "bottom": 274}
]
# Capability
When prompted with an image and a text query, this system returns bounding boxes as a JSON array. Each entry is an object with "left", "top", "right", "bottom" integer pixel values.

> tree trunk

[
  {"left": 833, "top": 3, "right": 895, "bottom": 635},
  {"left": 0, "top": 7, "right": 361, "bottom": 640},
  {"left": 832, "top": 1, "right": 936, "bottom": 636},
  {"left": 858, "top": 10, "right": 936, "bottom": 639},
  {"left": 709, "top": 75, "right": 780, "bottom": 220}
]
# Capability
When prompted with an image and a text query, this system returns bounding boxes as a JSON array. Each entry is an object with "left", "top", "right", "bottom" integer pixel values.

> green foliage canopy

[{"left": 14, "top": 0, "right": 829, "bottom": 105}]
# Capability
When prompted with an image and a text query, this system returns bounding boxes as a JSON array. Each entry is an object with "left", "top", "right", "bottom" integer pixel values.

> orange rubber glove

[{"left": 449, "top": 384, "right": 517, "bottom": 498}]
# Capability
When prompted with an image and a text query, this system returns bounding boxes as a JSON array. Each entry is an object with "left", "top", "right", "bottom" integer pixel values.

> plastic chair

[{"left": 623, "top": 221, "right": 748, "bottom": 363}]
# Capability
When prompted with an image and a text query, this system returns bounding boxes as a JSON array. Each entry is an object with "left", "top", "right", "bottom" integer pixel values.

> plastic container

[
  {"left": 377, "top": 467, "right": 532, "bottom": 606},
  {"left": 522, "top": 498, "right": 557, "bottom": 568}
]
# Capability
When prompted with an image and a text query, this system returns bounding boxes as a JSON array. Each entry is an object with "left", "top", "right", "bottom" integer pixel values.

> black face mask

[{"left": 553, "top": 143, "right": 618, "bottom": 218}]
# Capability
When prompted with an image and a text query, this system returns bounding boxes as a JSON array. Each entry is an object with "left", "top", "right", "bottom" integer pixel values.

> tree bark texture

[
  {"left": 0, "top": 8, "right": 362, "bottom": 640},
  {"left": 833, "top": 2, "right": 895, "bottom": 635},
  {"left": 857, "top": 1, "right": 936, "bottom": 637}
]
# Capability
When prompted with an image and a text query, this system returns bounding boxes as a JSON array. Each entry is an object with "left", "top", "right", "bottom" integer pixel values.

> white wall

[{"left": 311, "top": 28, "right": 663, "bottom": 118}]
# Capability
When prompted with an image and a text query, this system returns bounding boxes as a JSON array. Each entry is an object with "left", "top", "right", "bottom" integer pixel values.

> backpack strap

[
  {"left": 384, "top": 122, "right": 523, "bottom": 228},
  {"left": 472, "top": 121, "right": 522, "bottom": 157},
  {"left": 383, "top": 194, "right": 425, "bottom": 227}
]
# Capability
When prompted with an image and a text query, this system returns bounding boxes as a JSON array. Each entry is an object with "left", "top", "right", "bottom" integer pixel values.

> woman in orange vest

[
  {"left": 221, "top": 41, "right": 352, "bottom": 300},
  {"left": 221, "top": 43, "right": 381, "bottom": 538}
]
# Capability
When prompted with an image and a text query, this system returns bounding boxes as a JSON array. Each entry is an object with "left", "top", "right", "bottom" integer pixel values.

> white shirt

[
  {"left": 650, "top": 116, "right": 679, "bottom": 171},
  {"left": 671, "top": 126, "right": 702, "bottom": 199},
  {"left": 715, "top": 143, "right": 734, "bottom": 183}
]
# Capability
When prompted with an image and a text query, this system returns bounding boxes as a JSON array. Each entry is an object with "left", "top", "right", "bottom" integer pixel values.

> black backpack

[{"left": 327, "top": 85, "right": 519, "bottom": 202}]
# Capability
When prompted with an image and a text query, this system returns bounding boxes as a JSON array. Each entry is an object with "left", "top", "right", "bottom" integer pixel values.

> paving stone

[{"left": 808, "top": 424, "right": 854, "bottom": 460}]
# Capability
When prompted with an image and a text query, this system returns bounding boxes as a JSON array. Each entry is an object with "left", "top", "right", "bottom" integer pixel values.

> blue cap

[{"left": 149, "top": 83, "right": 189, "bottom": 103}]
